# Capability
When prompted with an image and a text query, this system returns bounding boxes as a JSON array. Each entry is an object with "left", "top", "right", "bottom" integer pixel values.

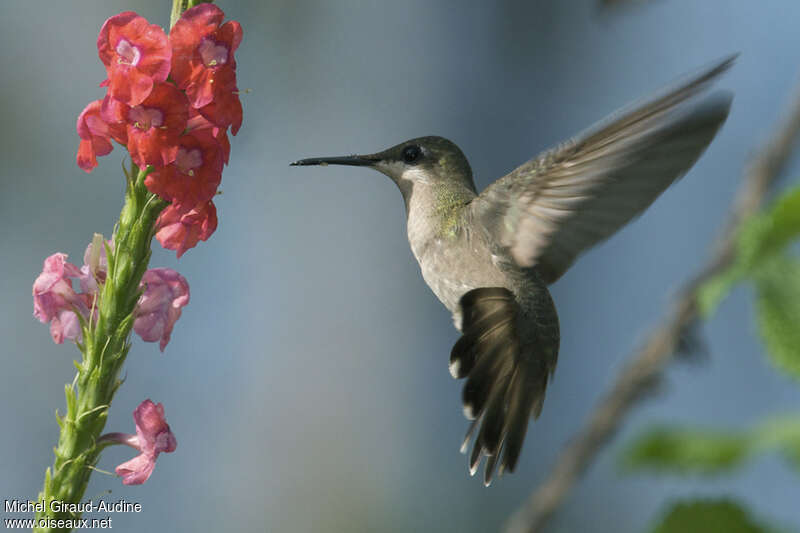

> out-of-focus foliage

[
  {"left": 633, "top": 184, "right": 800, "bottom": 532},
  {"left": 620, "top": 417, "right": 800, "bottom": 476},
  {"left": 756, "top": 416, "right": 800, "bottom": 472},
  {"left": 698, "top": 186, "right": 800, "bottom": 317},
  {"left": 697, "top": 186, "right": 800, "bottom": 380},
  {"left": 621, "top": 427, "right": 750, "bottom": 474},
  {"left": 649, "top": 500, "right": 776, "bottom": 533},
  {"left": 755, "top": 257, "right": 800, "bottom": 380}
]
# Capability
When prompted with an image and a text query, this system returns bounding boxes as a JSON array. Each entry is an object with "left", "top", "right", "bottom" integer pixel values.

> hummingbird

[{"left": 291, "top": 56, "right": 734, "bottom": 485}]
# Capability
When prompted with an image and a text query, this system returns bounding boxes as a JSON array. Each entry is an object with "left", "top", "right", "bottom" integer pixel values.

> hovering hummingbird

[{"left": 291, "top": 56, "right": 734, "bottom": 485}]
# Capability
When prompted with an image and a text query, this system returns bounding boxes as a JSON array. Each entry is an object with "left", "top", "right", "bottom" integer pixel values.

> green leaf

[
  {"left": 650, "top": 499, "right": 774, "bottom": 533},
  {"left": 697, "top": 185, "right": 800, "bottom": 317},
  {"left": 622, "top": 416, "right": 800, "bottom": 477},
  {"left": 697, "top": 267, "right": 744, "bottom": 317},
  {"left": 755, "top": 416, "right": 800, "bottom": 473},
  {"left": 620, "top": 426, "right": 751, "bottom": 474},
  {"left": 754, "top": 256, "right": 800, "bottom": 381},
  {"left": 736, "top": 186, "right": 800, "bottom": 273},
  {"left": 748, "top": 186, "right": 800, "bottom": 261}
]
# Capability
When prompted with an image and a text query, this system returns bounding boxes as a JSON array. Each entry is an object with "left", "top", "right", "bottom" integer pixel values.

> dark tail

[{"left": 450, "top": 287, "right": 556, "bottom": 485}]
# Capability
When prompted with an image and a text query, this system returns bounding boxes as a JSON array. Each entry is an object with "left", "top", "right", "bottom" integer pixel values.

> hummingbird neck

[
  {"left": 405, "top": 179, "right": 475, "bottom": 262},
  {"left": 396, "top": 163, "right": 476, "bottom": 212}
]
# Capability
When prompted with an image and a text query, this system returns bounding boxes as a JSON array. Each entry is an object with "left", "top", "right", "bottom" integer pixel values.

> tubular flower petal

[
  {"left": 97, "top": 12, "right": 171, "bottom": 106},
  {"left": 51, "top": 309, "right": 83, "bottom": 345},
  {"left": 76, "top": 100, "right": 127, "bottom": 172},
  {"left": 99, "top": 96, "right": 130, "bottom": 145},
  {"left": 102, "top": 400, "right": 177, "bottom": 485},
  {"left": 187, "top": 109, "right": 231, "bottom": 164},
  {"left": 133, "top": 268, "right": 190, "bottom": 351},
  {"left": 115, "top": 454, "right": 156, "bottom": 486},
  {"left": 144, "top": 128, "right": 223, "bottom": 207},
  {"left": 193, "top": 66, "right": 243, "bottom": 135},
  {"left": 79, "top": 238, "right": 112, "bottom": 295},
  {"left": 124, "top": 83, "right": 189, "bottom": 169},
  {"left": 170, "top": 5, "right": 242, "bottom": 102},
  {"left": 76, "top": 101, "right": 113, "bottom": 172},
  {"left": 32, "top": 254, "right": 90, "bottom": 344},
  {"left": 155, "top": 201, "right": 218, "bottom": 258}
]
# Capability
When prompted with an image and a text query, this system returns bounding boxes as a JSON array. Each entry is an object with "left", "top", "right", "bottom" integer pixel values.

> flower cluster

[
  {"left": 77, "top": 5, "right": 242, "bottom": 257},
  {"left": 33, "top": 238, "right": 190, "bottom": 351},
  {"left": 98, "top": 399, "right": 177, "bottom": 485}
]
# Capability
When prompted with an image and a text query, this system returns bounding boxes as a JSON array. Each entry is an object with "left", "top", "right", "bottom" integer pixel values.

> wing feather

[{"left": 472, "top": 55, "right": 735, "bottom": 283}]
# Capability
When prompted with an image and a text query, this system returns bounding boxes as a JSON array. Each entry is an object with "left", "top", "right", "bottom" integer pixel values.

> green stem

[
  {"left": 170, "top": 0, "right": 215, "bottom": 29},
  {"left": 34, "top": 165, "right": 166, "bottom": 532},
  {"left": 33, "top": 0, "right": 212, "bottom": 528}
]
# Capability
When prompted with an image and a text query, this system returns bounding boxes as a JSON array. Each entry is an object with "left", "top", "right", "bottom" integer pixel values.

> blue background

[{"left": 1, "top": 1, "right": 799, "bottom": 531}]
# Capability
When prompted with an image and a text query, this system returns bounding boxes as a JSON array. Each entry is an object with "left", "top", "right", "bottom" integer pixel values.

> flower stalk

[
  {"left": 35, "top": 166, "right": 166, "bottom": 531},
  {"left": 32, "top": 0, "right": 240, "bottom": 528},
  {"left": 170, "top": 0, "right": 210, "bottom": 29}
]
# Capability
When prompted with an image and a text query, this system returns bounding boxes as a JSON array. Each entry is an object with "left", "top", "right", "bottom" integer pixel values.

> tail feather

[
  {"left": 451, "top": 287, "right": 556, "bottom": 485},
  {"left": 462, "top": 341, "right": 514, "bottom": 419},
  {"left": 450, "top": 305, "right": 515, "bottom": 379}
]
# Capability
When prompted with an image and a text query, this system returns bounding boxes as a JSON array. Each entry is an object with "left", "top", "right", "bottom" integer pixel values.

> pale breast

[
  {"left": 413, "top": 229, "right": 509, "bottom": 331},
  {"left": 405, "top": 182, "right": 510, "bottom": 328}
]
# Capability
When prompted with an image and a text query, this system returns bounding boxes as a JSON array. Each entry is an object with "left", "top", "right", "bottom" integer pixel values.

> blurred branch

[
  {"left": 600, "top": 0, "right": 648, "bottom": 7},
  {"left": 597, "top": 0, "right": 656, "bottom": 12},
  {"left": 505, "top": 85, "right": 800, "bottom": 533}
]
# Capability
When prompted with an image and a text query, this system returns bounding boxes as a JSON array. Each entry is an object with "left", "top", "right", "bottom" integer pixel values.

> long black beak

[{"left": 290, "top": 155, "right": 378, "bottom": 167}]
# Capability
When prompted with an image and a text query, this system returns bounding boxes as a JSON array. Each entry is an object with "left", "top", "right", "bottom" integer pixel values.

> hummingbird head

[{"left": 291, "top": 136, "right": 476, "bottom": 205}]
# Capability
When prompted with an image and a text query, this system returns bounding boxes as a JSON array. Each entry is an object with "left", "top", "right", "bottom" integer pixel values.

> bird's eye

[{"left": 402, "top": 145, "right": 422, "bottom": 165}]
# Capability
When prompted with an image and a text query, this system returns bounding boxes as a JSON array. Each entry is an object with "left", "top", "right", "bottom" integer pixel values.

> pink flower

[
  {"left": 134, "top": 268, "right": 190, "bottom": 351},
  {"left": 32, "top": 254, "right": 90, "bottom": 344},
  {"left": 144, "top": 128, "right": 224, "bottom": 208},
  {"left": 123, "top": 82, "right": 190, "bottom": 169},
  {"left": 79, "top": 237, "right": 111, "bottom": 295},
  {"left": 155, "top": 200, "right": 218, "bottom": 258},
  {"left": 50, "top": 310, "right": 83, "bottom": 346},
  {"left": 34, "top": 238, "right": 191, "bottom": 349},
  {"left": 97, "top": 12, "right": 171, "bottom": 106},
  {"left": 99, "top": 400, "right": 177, "bottom": 485}
]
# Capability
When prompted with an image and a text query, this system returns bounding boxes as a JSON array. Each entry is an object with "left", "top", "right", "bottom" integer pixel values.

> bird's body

[
  {"left": 292, "top": 55, "right": 735, "bottom": 485},
  {"left": 402, "top": 162, "right": 559, "bottom": 379},
  {"left": 405, "top": 177, "right": 504, "bottom": 317}
]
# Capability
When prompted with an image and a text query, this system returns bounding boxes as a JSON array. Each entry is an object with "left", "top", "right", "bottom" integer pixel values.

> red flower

[
  {"left": 193, "top": 66, "right": 243, "bottom": 135},
  {"left": 170, "top": 5, "right": 242, "bottom": 102},
  {"left": 155, "top": 201, "right": 218, "bottom": 258},
  {"left": 76, "top": 100, "right": 125, "bottom": 172},
  {"left": 98, "top": 95, "right": 130, "bottom": 143},
  {"left": 217, "top": 127, "right": 231, "bottom": 165},
  {"left": 187, "top": 109, "right": 231, "bottom": 164},
  {"left": 144, "top": 128, "right": 223, "bottom": 208},
  {"left": 123, "top": 83, "right": 189, "bottom": 169},
  {"left": 170, "top": 4, "right": 243, "bottom": 134},
  {"left": 97, "top": 12, "right": 171, "bottom": 106}
]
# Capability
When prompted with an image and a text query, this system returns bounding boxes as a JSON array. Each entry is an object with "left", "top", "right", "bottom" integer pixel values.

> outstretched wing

[
  {"left": 471, "top": 56, "right": 735, "bottom": 283},
  {"left": 450, "top": 287, "right": 558, "bottom": 485}
]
